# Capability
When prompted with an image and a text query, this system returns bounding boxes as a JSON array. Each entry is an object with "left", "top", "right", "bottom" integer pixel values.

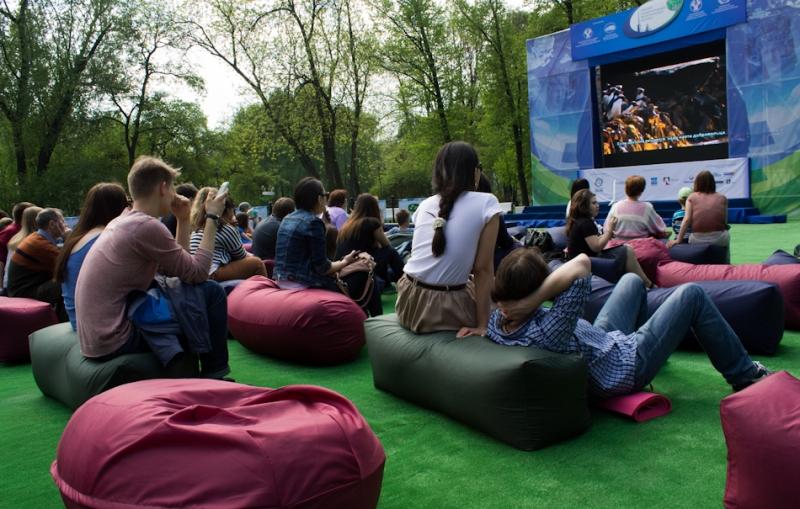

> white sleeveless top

[{"left": 405, "top": 192, "right": 502, "bottom": 286}]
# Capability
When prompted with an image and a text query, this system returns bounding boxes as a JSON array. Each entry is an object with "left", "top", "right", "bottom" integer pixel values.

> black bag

[{"left": 524, "top": 229, "right": 554, "bottom": 252}]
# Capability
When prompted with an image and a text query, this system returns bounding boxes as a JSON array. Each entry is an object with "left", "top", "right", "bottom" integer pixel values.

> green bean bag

[
  {"left": 364, "top": 314, "right": 591, "bottom": 450},
  {"left": 29, "top": 322, "right": 199, "bottom": 410}
]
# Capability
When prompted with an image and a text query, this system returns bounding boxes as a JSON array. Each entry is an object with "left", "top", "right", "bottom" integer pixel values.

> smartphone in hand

[{"left": 219, "top": 181, "right": 230, "bottom": 195}]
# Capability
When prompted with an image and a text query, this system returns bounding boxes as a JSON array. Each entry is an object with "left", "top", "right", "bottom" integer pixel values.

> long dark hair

[
  {"left": 431, "top": 141, "right": 479, "bottom": 257},
  {"left": 565, "top": 189, "right": 594, "bottom": 236},
  {"left": 338, "top": 193, "right": 381, "bottom": 243},
  {"left": 53, "top": 183, "right": 128, "bottom": 284}
]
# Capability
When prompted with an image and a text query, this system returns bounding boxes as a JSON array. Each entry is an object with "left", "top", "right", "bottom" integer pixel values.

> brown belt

[{"left": 405, "top": 275, "right": 467, "bottom": 292}]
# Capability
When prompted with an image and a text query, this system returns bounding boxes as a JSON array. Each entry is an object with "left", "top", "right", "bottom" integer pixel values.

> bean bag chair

[
  {"left": 242, "top": 242, "right": 253, "bottom": 253},
  {"left": 584, "top": 277, "right": 784, "bottom": 355},
  {"left": 51, "top": 380, "right": 385, "bottom": 509},
  {"left": 764, "top": 250, "right": 800, "bottom": 266},
  {"left": 721, "top": 372, "right": 800, "bottom": 509},
  {"left": 546, "top": 225, "right": 568, "bottom": 251},
  {"left": 656, "top": 261, "right": 800, "bottom": 330},
  {"left": 668, "top": 242, "right": 729, "bottom": 265},
  {"left": 0, "top": 296, "right": 58, "bottom": 363},
  {"left": 29, "top": 322, "right": 198, "bottom": 410},
  {"left": 263, "top": 258, "right": 275, "bottom": 278},
  {"left": 228, "top": 276, "right": 366, "bottom": 365},
  {"left": 218, "top": 279, "right": 244, "bottom": 295},
  {"left": 365, "top": 314, "right": 590, "bottom": 450}
]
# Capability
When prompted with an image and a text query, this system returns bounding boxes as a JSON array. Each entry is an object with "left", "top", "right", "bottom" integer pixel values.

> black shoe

[{"left": 732, "top": 361, "right": 772, "bottom": 392}]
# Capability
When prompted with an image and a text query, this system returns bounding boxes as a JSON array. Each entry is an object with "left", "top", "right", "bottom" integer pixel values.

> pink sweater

[
  {"left": 608, "top": 199, "right": 668, "bottom": 239},
  {"left": 76, "top": 210, "right": 212, "bottom": 357}
]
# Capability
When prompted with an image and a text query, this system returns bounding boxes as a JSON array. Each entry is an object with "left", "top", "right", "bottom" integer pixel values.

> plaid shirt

[{"left": 487, "top": 276, "right": 637, "bottom": 398}]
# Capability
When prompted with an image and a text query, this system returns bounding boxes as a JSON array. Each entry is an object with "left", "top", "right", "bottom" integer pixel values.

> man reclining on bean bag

[{"left": 486, "top": 249, "right": 771, "bottom": 398}]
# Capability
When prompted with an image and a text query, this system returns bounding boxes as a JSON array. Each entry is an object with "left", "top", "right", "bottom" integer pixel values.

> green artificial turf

[{"left": 1, "top": 223, "right": 798, "bottom": 508}]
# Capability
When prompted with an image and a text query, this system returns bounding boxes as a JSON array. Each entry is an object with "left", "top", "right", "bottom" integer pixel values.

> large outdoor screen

[{"left": 597, "top": 40, "right": 728, "bottom": 167}]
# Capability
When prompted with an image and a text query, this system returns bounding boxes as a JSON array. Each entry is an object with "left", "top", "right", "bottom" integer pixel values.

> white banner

[{"left": 579, "top": 158, "right": 749, "bottom": 202}]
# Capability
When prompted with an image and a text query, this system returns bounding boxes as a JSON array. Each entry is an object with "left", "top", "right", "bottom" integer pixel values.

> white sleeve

[{"left": 483, "top": 194, "right": 503, "bottom": 223}]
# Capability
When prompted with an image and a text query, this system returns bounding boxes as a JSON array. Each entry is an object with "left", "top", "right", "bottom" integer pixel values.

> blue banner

[{"left": 570, "top": 0, "right": 746, "bottom": 61}]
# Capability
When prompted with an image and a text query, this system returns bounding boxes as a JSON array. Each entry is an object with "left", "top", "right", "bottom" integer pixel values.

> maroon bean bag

[
  {"left": 51, "top": 379, "right": 386, "bottom": 509},
  {"left": 625, "top": 238, "right": 800, "bottom": 330},
  {"left": 0, "top": 296, "right": 58, "bottom": 363},
  {"left": 228, "top": 276, "right": 366, "bottom": 365},
  {"left": 721, "top": 372, "right": 800, "bottom": 509}
]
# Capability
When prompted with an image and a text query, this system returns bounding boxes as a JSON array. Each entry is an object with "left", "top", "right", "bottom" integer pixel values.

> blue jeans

[
  {"left": 593, "top": 273, "right": 757, "bottom": 390},
  {"left": 108, "top": 281, "right": 230, "bottom": 379}
]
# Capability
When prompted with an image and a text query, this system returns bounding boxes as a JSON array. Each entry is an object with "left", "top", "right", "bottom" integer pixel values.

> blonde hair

[
  {"left": 8, "top": 206, "right": 42, "bottom": 251},
  {"left": 190, "top": 187, "right": 235, "bottom": 231}
]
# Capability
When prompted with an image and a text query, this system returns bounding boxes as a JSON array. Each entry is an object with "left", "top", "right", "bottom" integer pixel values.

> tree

[{"left": 0, "top": 0, "right": 123, "bottom": 179}]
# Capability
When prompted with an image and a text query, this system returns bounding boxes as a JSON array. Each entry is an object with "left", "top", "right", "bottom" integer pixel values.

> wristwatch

[{"left": 206, "top": 213, "right": 221, "bottom": 226}]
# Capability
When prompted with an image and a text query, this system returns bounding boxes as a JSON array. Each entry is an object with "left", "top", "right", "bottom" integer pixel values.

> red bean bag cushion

[
  {"left": 655, "top": 260, "right": 800, "bottom": 329},
  {"left": 228, "top": 276, "right": 366, "bottom": 365},
  {"left": 51, "top": 379, "right": 386, "bottom": 509},
  {"left": 0, "top": 296, "right": 58, "bottom": 363},
  {"left": 721, "top": 372, "right": 800, "bottom": 509},
  {"left": 608, "top": 237, "right": 671, "bottom": 282}
]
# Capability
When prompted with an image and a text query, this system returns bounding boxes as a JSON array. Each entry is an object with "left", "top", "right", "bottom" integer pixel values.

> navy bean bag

[
  {"left": 764, "top": 250, "right": 800, "bottom": 266},
  {"left": 30, "top": 322, "right": 198, "bottom": 409},
  {"left": 584, "top": 277, "right": 784, "bottom": 356},
  {"left": 365, "top": 314, "right": 591, "bottom": 451},
  {"left": 227, "top": 276, "right": 366, "bottom": 365},
  {"left": 668, "top": 242, "right": 729, "bottom": 265}
]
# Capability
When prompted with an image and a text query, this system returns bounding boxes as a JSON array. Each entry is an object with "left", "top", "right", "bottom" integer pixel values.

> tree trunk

[
  {"left": 11, "top": 120, "right": 27, "bottom": 179},
  {"left": 419, "top": 24, "right": 450, "bottom": 143}
]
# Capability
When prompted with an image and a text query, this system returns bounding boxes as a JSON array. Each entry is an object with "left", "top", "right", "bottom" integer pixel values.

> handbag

[{"left": 336, "top": 252, "right": 376, "bottom": 309}]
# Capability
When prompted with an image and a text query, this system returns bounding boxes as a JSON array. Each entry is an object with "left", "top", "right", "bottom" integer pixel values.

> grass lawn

[{"left": 1, "top": 222, "right": 797, "bottom": 508}]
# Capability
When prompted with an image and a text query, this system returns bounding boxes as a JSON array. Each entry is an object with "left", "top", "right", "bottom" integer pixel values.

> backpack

[{"left": 524, "top": 229, "right": 554, "bottom": 252}]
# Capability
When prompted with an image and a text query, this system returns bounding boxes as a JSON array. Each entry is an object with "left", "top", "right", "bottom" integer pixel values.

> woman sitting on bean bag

[
  {"left": 397, "top": 141, "right": 501, "bottom": 336},
  {"left": 668, "top": 170, "right": 729, "bottom": 262},
  {"left": 54, "top": 183, "right": 129, "bottom": 330},
  {"left": 189, "top": 188, "right": 267, "bottom": 282},
  {"left": 607, "top": 175, "right": 670, "bottom": 240},
  {"left": 336, "top": 193, "right": 403, "bottom": 316},
  {"left": 274, "top": 177, "right": 360, "bottom": 291},
  {"left": 567, "top": 189, "right": 653, "bottom": 287}
]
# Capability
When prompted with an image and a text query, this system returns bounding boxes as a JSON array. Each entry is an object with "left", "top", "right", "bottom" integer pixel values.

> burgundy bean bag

[
  {"left": 625, "top": 238, "right": 800, "bottom": 330},
  {"left": 51, "top": 379, "right": 385, "bottom": 509},
  {"left": 228, "top": 276, "right": 366, "bottom": 365},
  {"left": 0, "top": 296, "right": 58, "bottom": 363},
  {"left": 721, "top": 372, "right": 800, "bottom": 509},
  {"left": 242, "top": 242, "right": 253, "bottom": 253}
]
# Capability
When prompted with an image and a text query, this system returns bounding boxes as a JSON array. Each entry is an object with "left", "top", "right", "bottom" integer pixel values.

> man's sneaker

[{"left": 732, "top": 361, "right": 772, "bottom": 392}]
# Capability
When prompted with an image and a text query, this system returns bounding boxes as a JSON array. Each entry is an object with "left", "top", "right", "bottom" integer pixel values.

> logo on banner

[
  {"left": 604, "top": 23, "right": 617, "bottom": 33},
  {"left": 690, "top": 0, "right": 703, "bottom": 12},
  {"left": 718, "top": 0, "right": 730, "bottom": 4},
  {"left": 663, "top": 176, "right": 671, "bottom": 185},
  {"left": 650, "top": 177, "right": 658, "bottom": 186},
  {"left": 594, "top": 178, "right": 604, "bottom": 192},
  {"left": 583, "top": 28, "right": 594, "bottom": 39}
]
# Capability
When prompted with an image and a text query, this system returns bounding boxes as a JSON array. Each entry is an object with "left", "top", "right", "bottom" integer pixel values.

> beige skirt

[{"left": 395, "top": 274, "right": 476, "bottom": 333}]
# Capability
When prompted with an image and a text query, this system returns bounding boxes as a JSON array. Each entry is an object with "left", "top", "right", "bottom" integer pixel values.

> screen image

[{"left": 597, "top": 40, "right": 728, "bottom": 167}]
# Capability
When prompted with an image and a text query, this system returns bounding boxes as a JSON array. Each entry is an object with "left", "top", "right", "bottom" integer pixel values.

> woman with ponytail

[{"left": 396, "top": 141, "right": 501, "bottom": 336}]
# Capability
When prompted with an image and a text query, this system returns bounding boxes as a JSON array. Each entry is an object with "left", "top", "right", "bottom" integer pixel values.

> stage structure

[{"left": 526, "top": 0, "right": 800, "bottom": 218}]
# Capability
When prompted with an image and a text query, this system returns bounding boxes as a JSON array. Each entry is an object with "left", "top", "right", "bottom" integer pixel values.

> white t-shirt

[{"left": 405, "top": 192, "right": 502, "bottom": 286}]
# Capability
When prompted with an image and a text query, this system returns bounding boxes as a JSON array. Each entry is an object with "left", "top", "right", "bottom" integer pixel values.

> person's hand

[
  {"left": 497, "top": 300, "right": 532, "bottom": 325},
  {"left": 667, "top": 239, "right": 679, "bottom": 248},
  {"left": 342, "top": 250, "right": 360, "bottom": 265},
  {"left": 607, "top": 215, "right": 618, "bottom": 229},
  {"left": 171, "top": 194, "right": 192, "bottom": 222},
  {"left": 205, "top": 189, "right": 228, "bottom": 217},
  {"left": 456, "top": 326, "right": 486, "bottom": 338}
]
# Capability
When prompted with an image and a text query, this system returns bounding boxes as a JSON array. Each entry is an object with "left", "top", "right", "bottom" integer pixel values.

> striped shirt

[
  {"left": 487, "top": 276, "right": 637, "bottom": 398},
  {"left": 608, "top": 199, "right": 668, "bottom": 240},
  {"left": 190, "top": 223, "right": 247, "bottom": 275}
]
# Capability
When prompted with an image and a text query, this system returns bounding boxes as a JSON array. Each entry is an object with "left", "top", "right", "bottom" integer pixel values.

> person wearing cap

[{"left": 672, "top": 186, "right": 693, "bottom": 239}]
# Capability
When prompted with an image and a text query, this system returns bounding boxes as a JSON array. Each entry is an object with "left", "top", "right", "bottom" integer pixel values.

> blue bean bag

[
  {"left": 584, "top": 277, "right": 784, "bottom": 355},
  {"left": 668, "top": 242, "right": 729, "bottom": 265},
  {"left": 365, "top": 314, "right": 590, "bottom": 450},
  {"left": 764, "top": 250, "right": 800, "bottom": 266}
]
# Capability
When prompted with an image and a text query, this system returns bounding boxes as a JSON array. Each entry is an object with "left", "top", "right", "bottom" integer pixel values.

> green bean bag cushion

[
  {"left": 29, "top": 322, "right": 199, "bottom": 410},
  {"left": 364, "top": 314, "right": 591, "bottom": 450}
]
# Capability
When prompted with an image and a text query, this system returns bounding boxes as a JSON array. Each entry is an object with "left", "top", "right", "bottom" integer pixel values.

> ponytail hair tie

[{"left": 433, "top": 217, "right": 446, "bottom": 229}]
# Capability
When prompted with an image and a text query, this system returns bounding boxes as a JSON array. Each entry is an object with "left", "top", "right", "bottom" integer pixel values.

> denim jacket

[{"left": 274, "top": 209, "right": 337, "bottom": 290}]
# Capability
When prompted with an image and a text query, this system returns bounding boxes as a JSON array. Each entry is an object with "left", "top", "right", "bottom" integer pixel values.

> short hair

[
  {"left": 396, "top": 209, "right": 410, "bottom": 226},
  {"left": 0, "top": 217, "right": 11, "bottom": 230},
  {"left": 12, "top": 202, "right": 35, "bottom": 225},
  {"left": 328, "top": 189, "right": 347, "bottom": 208},
  {"left": 235, "top": 212, "right": 249, "bottom": 229},
  {"left": 693, "top": 170, "right": 716, "bottom": 193},
  {"left": 625, "top": 175, "right": 646, "bottom": 198},
  {"left": 175, "top": 183, "right": 198, "bottom": 200},
  {"left": 35, "top": 208, "right": 63, "bottom": 230},
  {"left": 239, "top": 202, "right": 251, "bottom": 212},
  {"left": 272, "top": 197, "right": 296, "bottom": 220},
  {"left": 294, "top": 177, "right": 324, "bottom": 211},
  {"left": 127, "top": 156, "right": 179, "bottom": 200},
  {"left": 570, "top": 178, "right": 590, "bottom": 197},
  {"left": 492, "top": 248, "right": 551, "bottom": 302}
]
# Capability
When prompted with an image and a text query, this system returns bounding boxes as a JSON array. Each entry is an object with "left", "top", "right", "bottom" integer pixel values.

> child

[
  {"left": 671, "top": 186, "right": 692, "bottom": 239},
  {"left": 486, "top": 248, "right": 770, "bottom": 398}
]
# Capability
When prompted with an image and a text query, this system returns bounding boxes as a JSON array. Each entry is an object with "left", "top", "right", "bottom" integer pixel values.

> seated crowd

[{"left": 0, "top": 143, "right": 775, "bottom": 395}]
